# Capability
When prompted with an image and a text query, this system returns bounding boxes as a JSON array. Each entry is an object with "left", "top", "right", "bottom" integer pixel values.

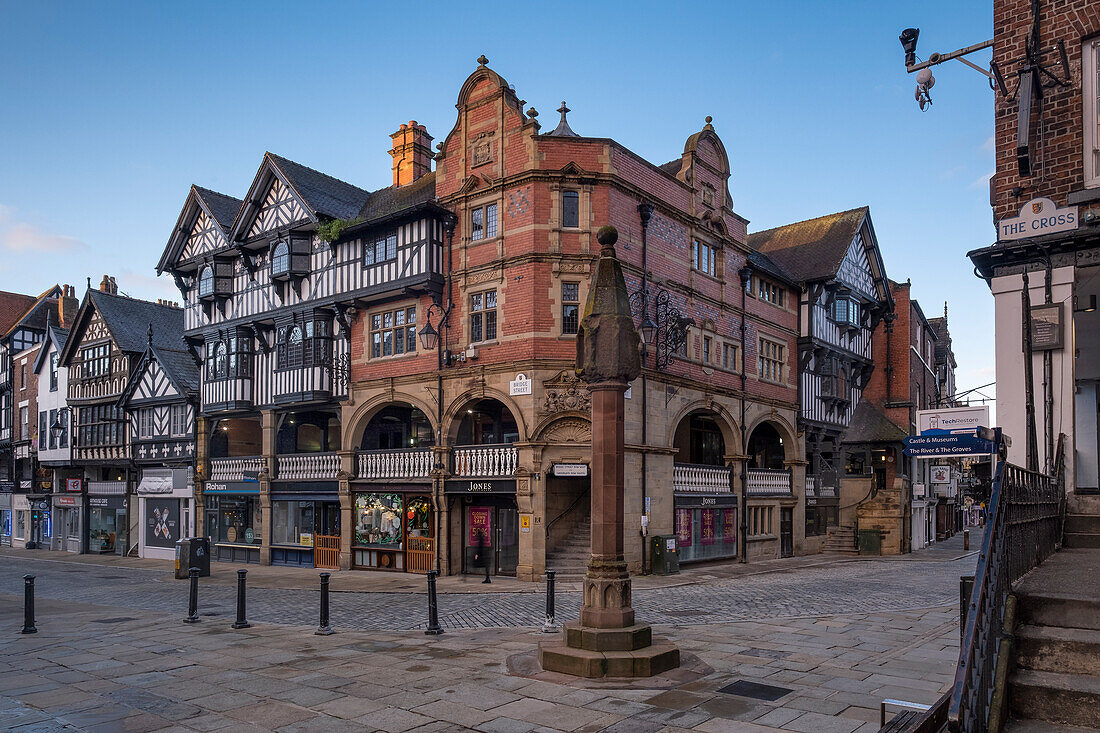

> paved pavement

[{"left": 0, "top": 530, "right": 981, "bottom": 631}]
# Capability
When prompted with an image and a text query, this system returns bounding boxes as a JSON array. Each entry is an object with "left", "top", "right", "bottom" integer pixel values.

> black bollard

[
  {"left": 21, "top": 574, "right": 36, "bottom": 634},
  {"left": 542, "top": 569, "right": 559, "bottom": 633},
  {"left": 231, "top": 569, "right": 250, "bottom": 629},
  {"left": 424, "top": 569, "right": 443, "bottom": 635},
  {"left": 315, "top": 572, "right": 333, "bottom": 635},
  {"left": 184, "top": 567, "right": 200, "bottom": 624}
]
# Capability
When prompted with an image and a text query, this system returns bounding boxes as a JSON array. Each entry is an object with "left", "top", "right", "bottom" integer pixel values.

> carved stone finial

[
  {"left": 527, "top": 107, "right": 538, "bottom": 118},
  {"left": 147, "top": 323, "right": 153, "bottom": 346},
  {"left": 548, "top": 100, "right": 579, "bottom": 137},
  {"left": 477, "top": 54, "right": 489, "bottom": 66},
  {"left": 575, "top": 225, "right": 641, "bottom": 385}
]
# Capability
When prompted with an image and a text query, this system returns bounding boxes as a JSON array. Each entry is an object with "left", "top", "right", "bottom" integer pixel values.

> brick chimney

[
  {"left": 390, "top": 121, "right": 433, "bottom": 187},
  {"left": 59, "top": 284, "right": 79, "bottom": 327},
  {"left": 99, "top": 275, "right": 117, "bottom": 295}
]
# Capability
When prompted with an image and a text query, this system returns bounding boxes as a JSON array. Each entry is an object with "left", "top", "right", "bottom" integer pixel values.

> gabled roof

[
  {"left": 158, "top": 185, "right": 243, "bottom": 273},
  {"left": 230, "top": 153, "right": 371, "bottom": 241},
  {"left": 59, "top": 289, "right": 185, "bottom": 367},
  {"left": 193, "top": 186, "right": 242, "bottom": 231},
  {"left": 355, "top": 171, "right": 438, "bottom": 226},
  {"left": 840, "top": 399, "right": 909, "bottom": 445},
  {"left": 2, "top": 285, "right": 62, "bottom": 340},
  {"left": 118, "top": 342, "right": 199, "bottom": 407},
  {"left": 748, "top": 207, "right": 869, "bottom": 285},
  {"left": 747, "top": 250, "right": 796, "bottom": 288},
  {"left": 32, "top": 324, "right": 69, "bottom": 374},
  {"left": 0, "top": 290, "right": 38, "bottom": 335}
]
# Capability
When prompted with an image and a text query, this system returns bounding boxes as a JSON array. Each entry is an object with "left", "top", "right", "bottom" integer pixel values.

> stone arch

[
  {"left": 444, "top": 386, "right": 528, "bottom": 445},
  {"left": 342, "top": 392, "right": 439, "bottom": 452},
  {"left": 666, "top": 399, "right": 742, "bottom": 458},
  {"left": 744, "top": 413, "right": 799, "bottom": 464},
  {"left": 532, "top": 411, "right": 592, "bottom": 444}
]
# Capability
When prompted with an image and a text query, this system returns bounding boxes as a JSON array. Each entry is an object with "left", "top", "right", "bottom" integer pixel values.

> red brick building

[
  {"left": 343, "top": 58, "right": 804, "bottom": 577},
  {"left": 969, "top": 1, "right": 1100, "bottom": 495},
  {"left": 840, "top": 281, "right": 948, "bottom": 554}
]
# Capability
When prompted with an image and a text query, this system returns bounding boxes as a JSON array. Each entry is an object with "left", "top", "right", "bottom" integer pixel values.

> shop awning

[
  {"left": 138, "top": 468, "right": 188, "bottom": 495},
  {"left": 88, "top": 481, "right": 127, "bottom": 495}
]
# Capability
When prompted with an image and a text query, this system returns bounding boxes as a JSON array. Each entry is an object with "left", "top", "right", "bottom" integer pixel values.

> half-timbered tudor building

[
  {"left": 159, "top": 58, "right": 806, "bottom": 577},
  {"left": 158, "top": 153, "right": 450, "bottom": 567},
  {"left": 118, "top": 335, "right": 199, "bottom": 560},
  {"left": 57, "top": 278, "right": 185, "bottom": 557},
  {"left": 750, "top": 208, "right": 893, "bottom": 550}
]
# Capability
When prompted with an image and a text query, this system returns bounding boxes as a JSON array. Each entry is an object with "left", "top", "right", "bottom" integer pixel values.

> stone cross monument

[{"left": 539, "top": 225, "right": 680, "bottom": 678}]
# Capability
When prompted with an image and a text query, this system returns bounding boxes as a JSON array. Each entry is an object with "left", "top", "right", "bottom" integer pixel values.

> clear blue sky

[{"left": 0, "top": 1, "right": 996, "bottom": 405}]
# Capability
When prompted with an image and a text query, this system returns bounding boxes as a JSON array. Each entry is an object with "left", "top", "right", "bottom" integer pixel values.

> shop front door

[
  {"left": 780, "top": 508, "right": 793, "bottom": 558},
  {"left": 495, "top": 507, "right": 518, "bottom": 576}
]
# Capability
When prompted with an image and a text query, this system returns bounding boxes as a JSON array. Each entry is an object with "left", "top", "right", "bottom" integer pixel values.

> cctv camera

[{"left": 900, "top": 27, "right": 920, "bottom": 66}]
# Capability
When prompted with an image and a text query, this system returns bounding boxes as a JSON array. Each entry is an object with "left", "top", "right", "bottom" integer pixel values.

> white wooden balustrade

[
  {"left": 209, "top": 456, "right": 266, "bottom": 481},
  {"left": 277, "top": 452, "right": 341, "bottom": 480},
  {"left": 453, "top": 445, "right": 517, "bottom": 478},
  {"left": 357, "top": 448, "right": 434, "bottom": 479},
  {"left": 747, "top": 468, "right": 792, "bottom": 495},
  {"left": 805, "top": 476, "right": 818, "bottom": 498},
  {"left": 673, "top": 463, "right": 732, "bottom": 493}
]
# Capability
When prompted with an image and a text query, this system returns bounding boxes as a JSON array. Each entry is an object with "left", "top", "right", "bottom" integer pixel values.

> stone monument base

[{"left": 538, "top": 621, "right": 681, "bottom": 678}]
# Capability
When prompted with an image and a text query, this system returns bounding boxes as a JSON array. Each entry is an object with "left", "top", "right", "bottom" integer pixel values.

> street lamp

[{"left": 50, "top": 409, "right": 67, "bottom": 445}]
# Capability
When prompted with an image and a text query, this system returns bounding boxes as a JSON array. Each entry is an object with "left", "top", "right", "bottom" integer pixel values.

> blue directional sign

[{"left": 902, "top": 433, "right": 995, "bottom": 458}]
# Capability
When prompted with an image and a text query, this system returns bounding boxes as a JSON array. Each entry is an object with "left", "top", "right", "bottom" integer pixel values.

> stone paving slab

[{"left": 0, "top": 589, "right": 964, "bottom": 732}]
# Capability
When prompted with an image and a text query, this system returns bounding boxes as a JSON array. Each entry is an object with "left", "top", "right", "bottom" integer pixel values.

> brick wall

[
  {"left": 351, "top": 63, "right": 799, "bottom": 415},
  {"left": 992, "top": 0, "right": 1100, "bottom": 220}
]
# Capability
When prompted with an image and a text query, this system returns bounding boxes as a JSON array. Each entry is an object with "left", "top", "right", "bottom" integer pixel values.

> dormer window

[
  {"left": 198, "top": 266, "right": 215, "bottom": 299},
  {"left": 271, "top": 240, "right": 290, "bottom": 277}
]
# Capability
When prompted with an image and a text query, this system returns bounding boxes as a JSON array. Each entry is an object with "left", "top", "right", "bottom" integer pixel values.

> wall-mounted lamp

[{"left": 1074, "top": 294, "right": 1097, "bottom": 313}]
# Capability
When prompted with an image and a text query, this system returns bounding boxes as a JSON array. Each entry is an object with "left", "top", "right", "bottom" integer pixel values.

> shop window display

[
  {"left": 207, "top": 496, "right": 261, "bottom": 546},
  {"left": 273, "top": 501, "right": 316, "bottom": 546},
  {"left": 355, "top": 493, "right": 403, "bottom": 547},
  {"left": 675, "top": 506, "right": 738, "bottom": 563}
]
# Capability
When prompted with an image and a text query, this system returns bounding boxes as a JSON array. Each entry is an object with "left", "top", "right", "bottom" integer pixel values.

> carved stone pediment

[
  {"left": 541, "top": 417, "right": 591, "bottom": 444},
  {"left": 541, "top": 370, "right": 591, "bottom": 415}
]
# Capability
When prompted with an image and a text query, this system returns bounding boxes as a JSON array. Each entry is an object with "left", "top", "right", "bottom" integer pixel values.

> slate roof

[
  {"left": 748, "top": 207, "right": 868, "bottom": 285},
  {"left": 151, "top": 345, "right": 199, "bottom": 394},
  {"left": 748, "top": 250, "right": 794, "bottom": 285},
  {"left": 33, "top": 325, "right": 69, "bottom": 374},
  {"left": 657, "top": 159, "right": 681, "bottom": 177},
  {"left": 193, "top": 186, "right": 243, "bottom": 232},
  {"left": 267, "top": 153, "right": 371, "bottom": 221},
  {"left": 88, "top": 290, "right": 185, "bottom": 354},
  {"left": 356, "top": 172, "right": 437, "bottom": 223},
  {"left": 840, "top": 399, "right": 909, "bottom": 445},
  {"left": 2, "top": 285, "right": 62, "bottom": 340}
]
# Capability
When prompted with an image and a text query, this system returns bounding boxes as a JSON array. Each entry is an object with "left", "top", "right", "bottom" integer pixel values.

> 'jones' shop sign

[{"left": 998, "top": 197, "right": 1077, "bottom": 242}]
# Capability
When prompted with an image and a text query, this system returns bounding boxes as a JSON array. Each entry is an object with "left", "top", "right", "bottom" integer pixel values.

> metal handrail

[{"left": 947, "top": 434, "right": 1065, "bottom": 732}]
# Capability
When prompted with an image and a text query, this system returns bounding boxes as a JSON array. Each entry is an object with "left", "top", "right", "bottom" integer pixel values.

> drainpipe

[
  {"left": 738, "top": 265, "right": 753, "bottom": 563},
  {"left": 435, "top": 215, "right": 456, "bottom": 574},
  {"left": 1042, "top": 256, "right": 1053, "bottom": 474},
  {"left": 637, "top": 202, "right": 652, "bottom": 574}
]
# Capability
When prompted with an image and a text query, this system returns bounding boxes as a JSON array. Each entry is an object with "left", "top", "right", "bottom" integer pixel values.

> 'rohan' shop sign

[
  {"left": 204, "top": 481, "right": 260, "bottom": 494},
  {"left": 444, "top": 479, "right": 516, "bottom": 494}
]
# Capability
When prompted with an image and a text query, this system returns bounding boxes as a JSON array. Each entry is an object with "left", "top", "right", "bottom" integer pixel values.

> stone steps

[
  {"left": 547, "top": 519, "right": 591, "bottom": 576},
  {"left": 1015, "top": 624, "right": 1100, "bottom": 676},
  {"left": 1009, "top": 670, "right": 1100, "bottom": 729},
  {"left": 1004, "top": 719, "right": 1100, "bottom": 732},
  {"left": 1064, "top": 514, "right": 1100, "bottom": 548},
  {"left": 821, "top": 525, "right": 858, "bottom": 554}
]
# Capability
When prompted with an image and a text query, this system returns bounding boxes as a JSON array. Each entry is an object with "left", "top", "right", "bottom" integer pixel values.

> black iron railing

[{"left": 947, "top": 436, "right": 1065, "bottom": 733}]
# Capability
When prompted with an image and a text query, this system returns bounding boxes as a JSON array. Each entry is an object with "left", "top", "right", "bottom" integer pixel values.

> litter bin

[
  {"left": 858, "top": 528, "right": 882, "bottom": 556},
  {"left": 175, "top": 537, "right": 211, "bottom": 579},
  {"left": 649, "top": 535, "right": 680, "bottom": 575}
]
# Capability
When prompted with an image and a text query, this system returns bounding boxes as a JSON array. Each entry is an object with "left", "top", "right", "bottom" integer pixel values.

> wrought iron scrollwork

[
  {"left": 629, "top": 283, "right": 693, "bottom": 370},
  {"left": 319, "top": 352, "right": 350, "bottom": 391}
]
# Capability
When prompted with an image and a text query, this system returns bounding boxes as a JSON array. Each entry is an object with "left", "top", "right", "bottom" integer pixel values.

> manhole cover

[
  {"left": 92, "top": 617, "right": 137, "bottom": 624},
  {"left": 717, "top": 680, "right": 794, "bottom": 701}
]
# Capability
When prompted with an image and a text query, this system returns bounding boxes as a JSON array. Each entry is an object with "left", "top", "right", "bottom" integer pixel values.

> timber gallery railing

[{"left": 946, "top": 436, "right": 1065, "bottom": 733}]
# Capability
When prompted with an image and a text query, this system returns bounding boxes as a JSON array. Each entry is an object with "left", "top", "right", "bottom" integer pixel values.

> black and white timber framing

[
  {"left": 157, "top": 152, "right": 449, "bottom": 418},
  {"left": 750, "top": 207, "right": 893, "bottom": 491}
]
